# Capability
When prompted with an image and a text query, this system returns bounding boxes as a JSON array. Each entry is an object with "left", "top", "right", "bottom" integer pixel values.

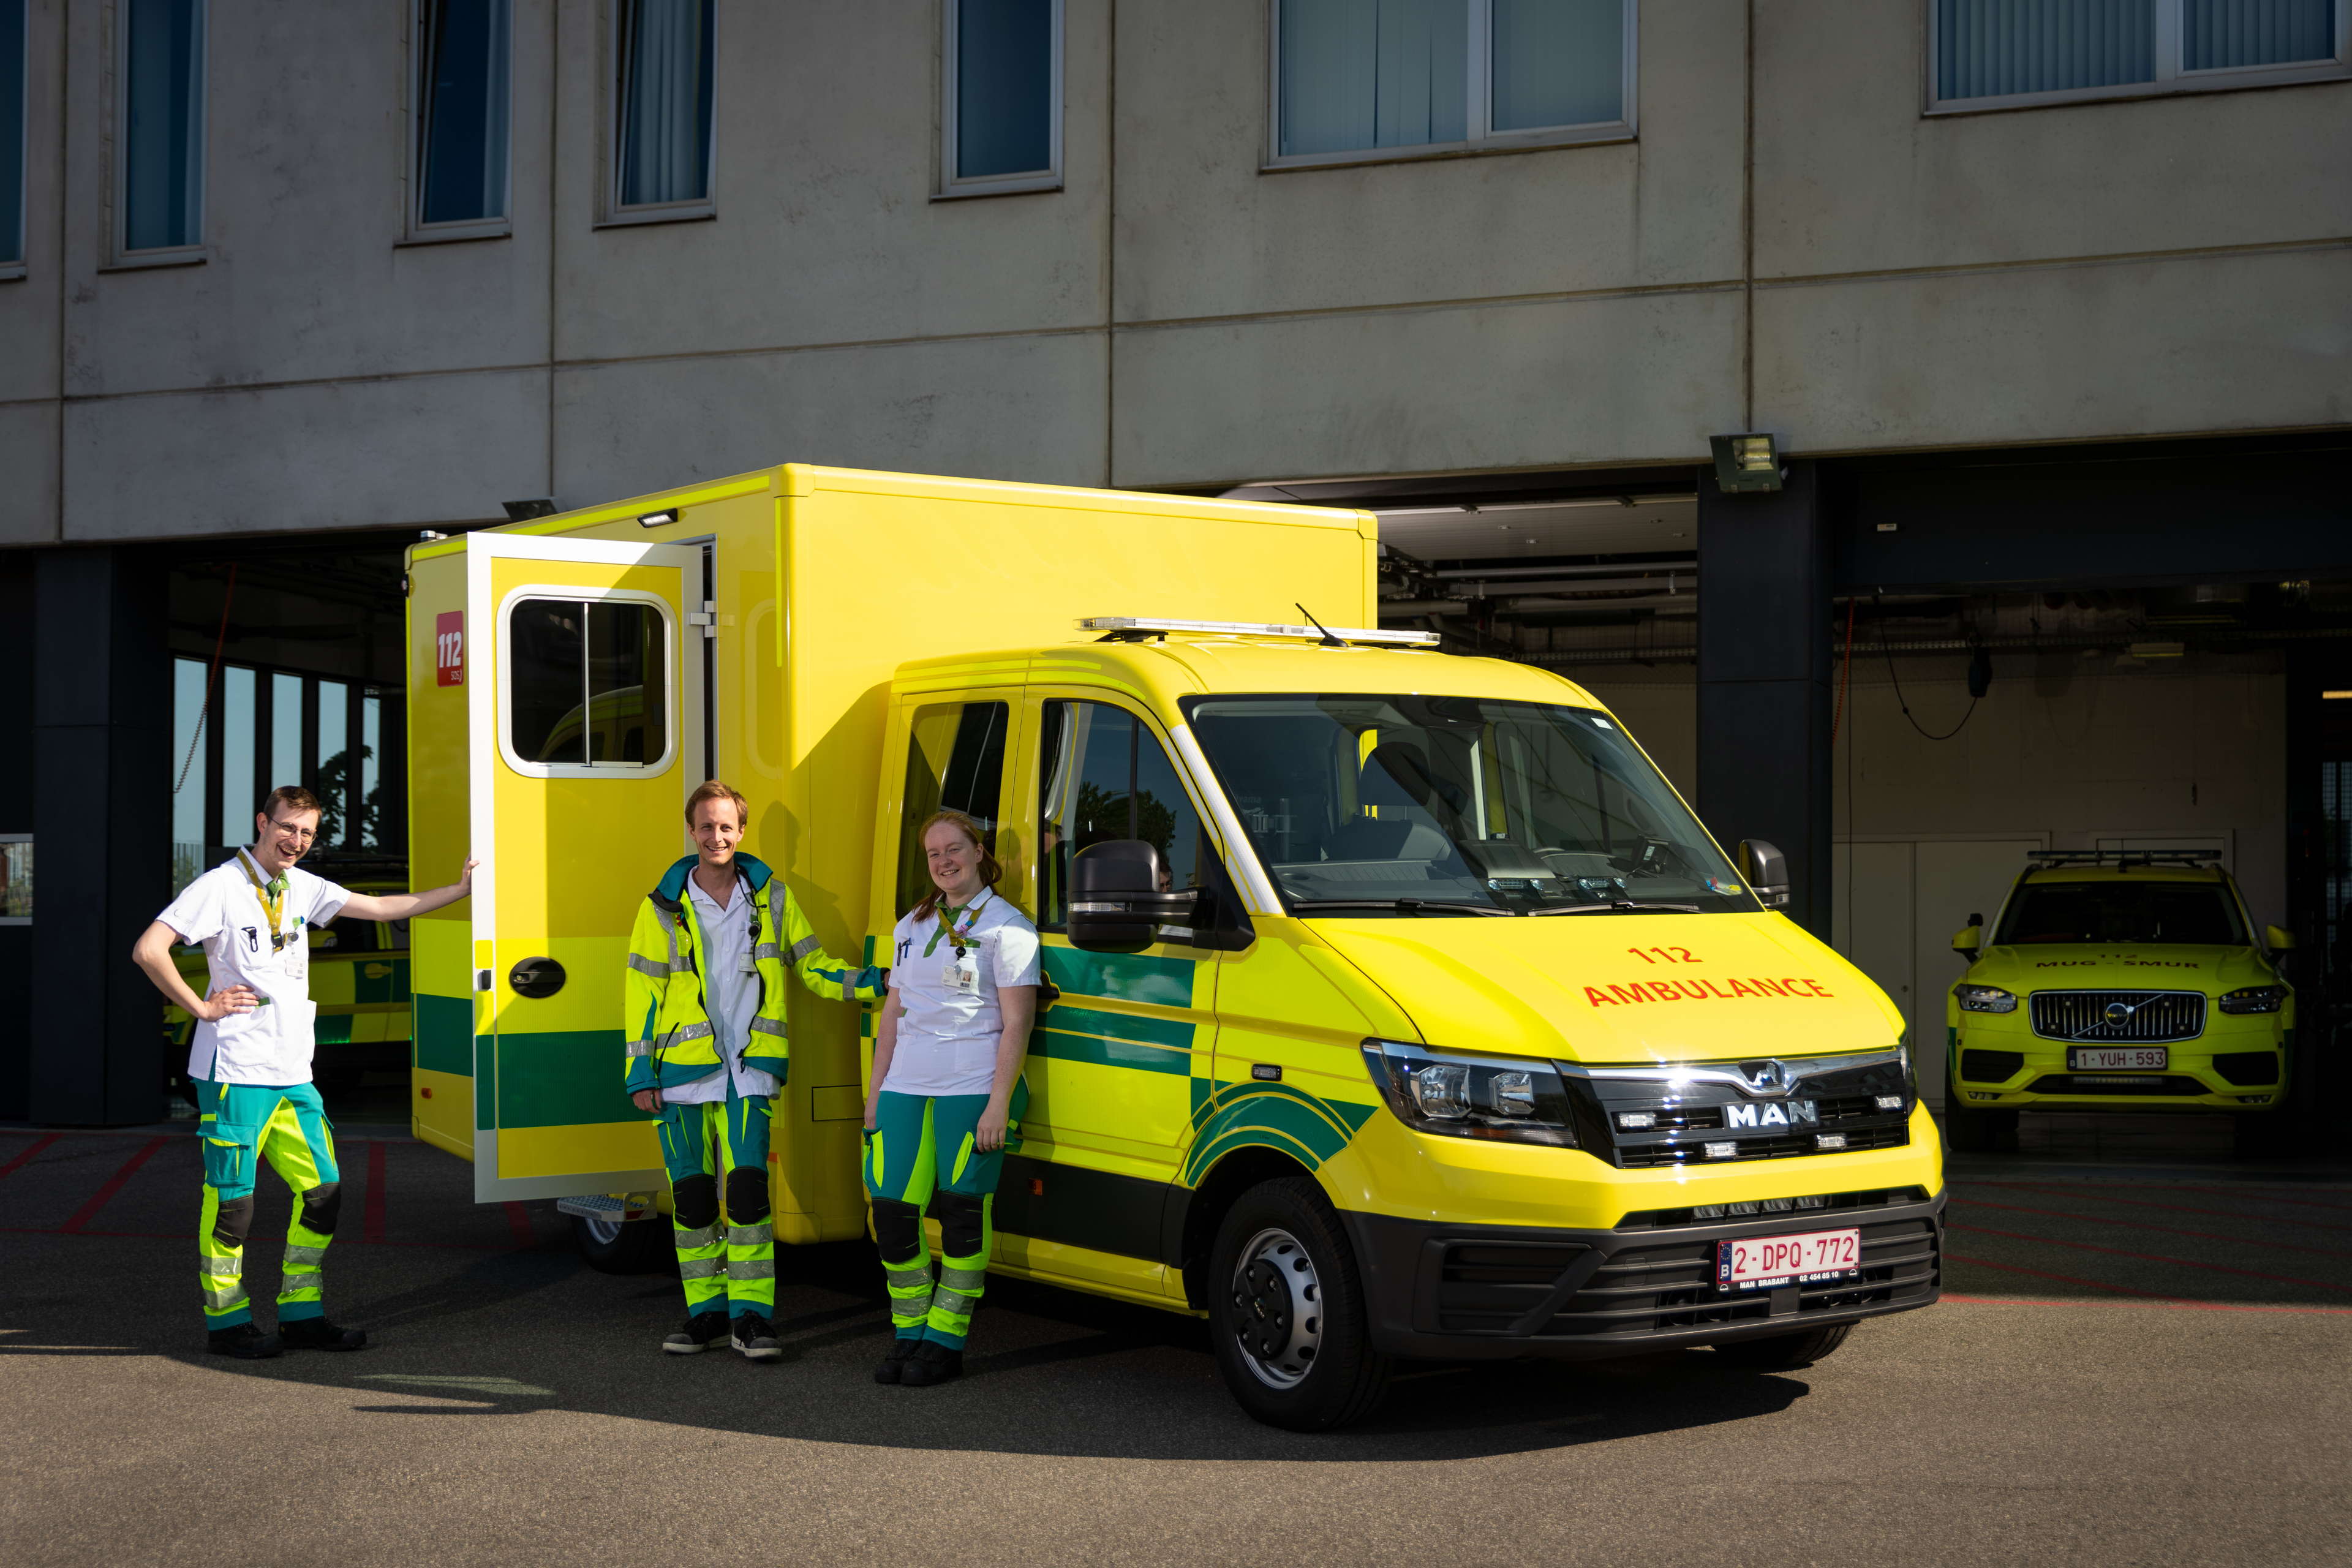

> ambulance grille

[
  {"left": 1542, "top": 1215, "right": 1941, "bottom": 1338},
  {"left": 2029, "top": 990, "right": 2206, "bottom": 1043},
  {"left": 1616, "top": 1123, "right": 1909, "bottom": 1168}
]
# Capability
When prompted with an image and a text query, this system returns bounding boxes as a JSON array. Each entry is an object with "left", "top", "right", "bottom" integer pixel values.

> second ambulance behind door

[{"left": 407, "top": 464, "right": 1943, "bottom": 1430}]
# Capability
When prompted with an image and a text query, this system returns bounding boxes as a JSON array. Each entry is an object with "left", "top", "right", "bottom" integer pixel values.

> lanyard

[
  {"left": 922, "top": 889, "right": 989, "bottom": 959},
  {"left": 236, "top": 850, "right": 292, "bottom": 952}
]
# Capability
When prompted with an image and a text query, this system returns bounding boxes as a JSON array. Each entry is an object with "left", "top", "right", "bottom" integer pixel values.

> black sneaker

[
  {"left": 899, "top": 1340, "right": 963, "bottom": 1387},
  {"left": 873, "top": 1336, "right": 922, "bottom": 1385},
  {"left": 207, "top": 1323, "right": 281, "bottom": 1360},
  {"left": 730, "top": 1313, "right": 782, "bottom": 1362},
  {"left": 279, "top": 1317, "right": 369, "bottom": 1352},
  {"left": 663, "top": 1311, "right": 729, "bottom": 1355}
]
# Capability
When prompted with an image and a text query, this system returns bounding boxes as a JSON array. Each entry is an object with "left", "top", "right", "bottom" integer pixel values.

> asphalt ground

[{"left": 3, "top": 1124, "right": 2348, "bottom": 1568}]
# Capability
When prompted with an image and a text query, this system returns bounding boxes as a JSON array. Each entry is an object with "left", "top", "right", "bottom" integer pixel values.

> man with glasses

[{"left": 132, "top": 785, "right": 478, "bottom": 1359}]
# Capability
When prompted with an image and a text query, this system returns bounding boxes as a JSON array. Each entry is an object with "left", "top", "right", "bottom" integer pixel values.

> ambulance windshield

[{"left": 1183, "top": 695, "right": 1757, "bottom": 917}]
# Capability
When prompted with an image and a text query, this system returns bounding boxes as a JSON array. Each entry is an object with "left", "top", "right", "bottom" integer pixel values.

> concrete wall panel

[
  {"left": 1757, "top": 2, "right": 2352, "bottom": 279},
  {"left": 0, "top": 402, "right": 60, "bottom": 545},
  {"left": 552, "top": 331, "right": 1109, "bottom": 508},
  {"left": 1113, "top": 0, "right": 1745, "bottom": 326},
  {"left": 0, "top": 0, "right": 64, "bottom": 402},
  {"left": 62, "top": 0, "right": 554, "bottom": 399},
  {"left": 1756, "top": 246, "right": 2352, "bottom": 453},
  {"left": 62, "top": 369, "right": 550, "bottom": 540},
  {"left": 1112, "top": 288, "right": 1740, "bottom": 488},
  {"left": 551, "top": 0, "right": 1108, "bottom": 365}
]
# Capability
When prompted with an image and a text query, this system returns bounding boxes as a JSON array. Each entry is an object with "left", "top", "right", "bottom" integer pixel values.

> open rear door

[{"left": 466, "top": 533, "right": 704, "bottom": 1201}]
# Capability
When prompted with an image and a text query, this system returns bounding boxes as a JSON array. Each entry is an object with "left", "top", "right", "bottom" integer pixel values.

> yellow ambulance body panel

[{"left": 408, "top": 462, "right": 1943, "bottom": 1422}]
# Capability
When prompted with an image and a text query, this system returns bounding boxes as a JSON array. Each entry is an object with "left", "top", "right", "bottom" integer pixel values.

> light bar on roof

[{"left": 1079, "top": 616, "right": 1440, "bottom": 646}]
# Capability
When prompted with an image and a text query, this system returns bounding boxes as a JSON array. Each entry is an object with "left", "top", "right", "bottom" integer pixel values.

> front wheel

[
  {"left": 1711, "top": 1321, "right": 1853, "bottom": 1370},
  {"left": 572, "top": 1212, "right": 673, "bottom": 1275},
  {"left": 1207, "top": 1177, "right": 1391, "bottom": 1431}
]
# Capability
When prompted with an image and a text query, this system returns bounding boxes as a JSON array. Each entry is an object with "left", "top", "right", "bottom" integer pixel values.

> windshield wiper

[
  {"left": 1528, "top": 900, "right": 1703, "bottom": 916},
  {"left": 1288, "top": 899, "right": 1516, "bottom": 917}
]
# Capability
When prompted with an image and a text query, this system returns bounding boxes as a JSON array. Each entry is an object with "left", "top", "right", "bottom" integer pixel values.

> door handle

[{"left": 508, "top": 957, "right": 567, "bottom": 999}]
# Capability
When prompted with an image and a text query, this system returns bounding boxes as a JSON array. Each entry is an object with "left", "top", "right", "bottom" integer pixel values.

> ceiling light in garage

[
  {"left": 1709, "top": 433, "right": 1784, "bottom": 493},
  {"left": 2322, "top": 690, "right": 2352, "bottom": 699}
]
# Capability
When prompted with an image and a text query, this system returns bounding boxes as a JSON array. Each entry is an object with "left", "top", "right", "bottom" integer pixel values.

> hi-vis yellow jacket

[{"left": 624, "top": 854, "right": 886, "bottom": 1095}]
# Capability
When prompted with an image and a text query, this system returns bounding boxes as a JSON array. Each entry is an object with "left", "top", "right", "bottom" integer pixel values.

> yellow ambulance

[
  {"left": 405, "top": 464, "right": 1943, "bottom": 1429},
  {"left": 1943, "top": 851, "right": 2294, "bottom": 1156}
]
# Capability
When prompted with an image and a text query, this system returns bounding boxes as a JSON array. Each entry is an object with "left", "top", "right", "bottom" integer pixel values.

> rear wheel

[
  {"left": 1711, "top": 1321, "right": 1854, "bottom": 1370},
  {"left": 1208, "top": 1177, "right": 1391, "bottom": 1431},
  {"left": 1944, "top": 1104, "right": 2016, "bottom": 1153},
  {"left": 572, "top": 1213, "right": 673, "bottom": 1275}
]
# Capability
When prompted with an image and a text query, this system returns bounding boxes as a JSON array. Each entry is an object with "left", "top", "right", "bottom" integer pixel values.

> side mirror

[
  {"left": 1952, "top": 924, "right": 1982, "bottom": 962},
  {"left": 1736, "top": 840, "right": 1790, "bottom": 908},
  {"left": 2266, "top": 925, "right": 2296, "bottom": 952},
  {"left": 1068, "top": 840, "right": 1201, "bottom": 952}
]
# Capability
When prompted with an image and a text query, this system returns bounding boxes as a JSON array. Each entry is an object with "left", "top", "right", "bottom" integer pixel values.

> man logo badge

[{"left": 1724, "top": 1099, "right": 1820, "bottom": 1130}]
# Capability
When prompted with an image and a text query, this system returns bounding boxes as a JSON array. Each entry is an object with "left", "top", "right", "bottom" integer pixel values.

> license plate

[
  {"left": 1716, "top": 1227, "right": 1862, "bottom": 1292},
  {"left": 2069, "top": 1047, "right": 2167, "bottom": 1070}
]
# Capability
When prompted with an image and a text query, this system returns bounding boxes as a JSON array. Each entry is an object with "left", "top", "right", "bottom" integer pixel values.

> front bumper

[
  {"left": 1950, "top": 1035, "right": 2286, "bottom": 1112},
  {"left": 1341, "top": 1186, "right": 1943, "bottom": 1362}
]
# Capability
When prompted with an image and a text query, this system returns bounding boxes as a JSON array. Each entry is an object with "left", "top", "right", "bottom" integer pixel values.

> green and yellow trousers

[
  {"left": 656, "top": 1082, "right": 776, "bottom": 1320},
  {"left": 196, "top": 1079, "right": 341, "bottom": 1330},
  {"left": 862, "top": 1080, "right": 1027, "bottom": 1351}
]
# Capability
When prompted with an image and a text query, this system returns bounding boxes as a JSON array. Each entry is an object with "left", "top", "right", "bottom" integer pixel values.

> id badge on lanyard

[{"left": 943, "top": 943, "right": 980, "bottom": 995}]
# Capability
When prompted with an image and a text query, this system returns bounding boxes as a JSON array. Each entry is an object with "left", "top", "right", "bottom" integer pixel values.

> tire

[
  {"left": 572, "top": 1212, "right": 673, "bottom": 1275},
  {"left": 1207, "top": 1176, "right": 1392, "bottom": 1431},
  {"left": 2232, "top": 1111, "right": 2287, "bottom": 1161},
  {"left": 1943, "top": 1104, "right": 2016, "bottom": 1153},
  {"left": 1711, "top": 1321, "right": 1854, "bottom": 1370}
]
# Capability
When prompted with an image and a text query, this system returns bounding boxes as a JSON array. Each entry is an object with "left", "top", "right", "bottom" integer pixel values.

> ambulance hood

[
  {"left": 1310, "top": 911, "right": 1904, "bottom": 1065},
  {"left": 1968, "top": 942, "right": 2282, "bottom": 995}
]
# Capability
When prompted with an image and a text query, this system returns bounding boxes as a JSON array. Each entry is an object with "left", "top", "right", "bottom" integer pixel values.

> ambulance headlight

[
  {"left": 2217, "top": 986, "right": 2286, "bottom": 1015},
  {"left": 1361, "top": 1040, "right": 1575, "bottom": 1147},
  {"left": 1956, "top": 984, "right": 2018, "bottom": 1014}
]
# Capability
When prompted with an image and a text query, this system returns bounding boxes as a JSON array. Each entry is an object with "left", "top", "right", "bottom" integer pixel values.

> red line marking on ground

[
  {"left": 364, "top": 1142, "right": 388, "bottom": 1244},
  {"left": 1939, "top": 1289, "right": 2352, "bottom": 1316},
  {"left": 1943, "top": 1249, "right": 2182, "bottom": 1300},
  {"left": 1966, "top": 1180, "right": 2352, "bottom": 1234},
  {"left": 503, "top": 1202, "right": 533, "bottom": 1248},
  {"left": 59, "top": 1139, "right": 167, "bottom": 1234},
  {"left": 1950, "top": 1222, "right": 2352, "bottom": 1295},
  {"left": 0, "top": 1134, "right": 60, "bottom": 1179},
  {"left": 2161, "top": 1184, "right": 2352, "bottom": 1212},
  {"left": 1961, "top": 1194, "right": 2352, "bottom": 1261}
]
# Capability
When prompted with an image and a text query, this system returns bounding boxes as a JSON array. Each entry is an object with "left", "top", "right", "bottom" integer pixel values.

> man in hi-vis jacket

[{"left": 626, "top": 780, "right": 886, "bottom": 1360}]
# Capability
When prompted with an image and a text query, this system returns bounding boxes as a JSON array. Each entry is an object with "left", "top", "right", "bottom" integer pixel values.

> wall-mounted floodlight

[
  {"left": 1708, "top": 434, "right": 1784, "bottom": 494},
  {"left": 638, "top": 510, "right": 678, "bottom": 529},
  {"left": 502, "top": 497, "right": 559, "bottom": 521}
]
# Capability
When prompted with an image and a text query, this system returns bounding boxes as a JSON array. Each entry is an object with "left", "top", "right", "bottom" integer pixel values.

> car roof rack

[
  {"left": 2023, "top": 848, "right": 2223, "bottom": 872},
  {"left": 1079, "top": 616, "right": 1439, "bottom": 647}
]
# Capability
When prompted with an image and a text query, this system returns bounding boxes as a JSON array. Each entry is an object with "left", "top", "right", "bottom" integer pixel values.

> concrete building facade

[{"left": 3, "top": 1, "right": 2350, "bottom": 1129}]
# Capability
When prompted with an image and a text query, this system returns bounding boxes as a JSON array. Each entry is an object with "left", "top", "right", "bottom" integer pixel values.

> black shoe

[
  {"left": 207, "top": 1323, "right": 281, "bottom": 1360},
  {"left": 279, "top": 1317, "right": 369, "bottom": 1352},
  {"left": 663, "top": 1311, "right": 729, "bottom": 1355},
  {"left": 899, "top": 1340, "right": 963, "bottom": 1387},
  {"left": 873, "top": 1336, "right": 923, "bottom": 1384},
  {"left": 730, "top": 1313, "right": 782, "bottom": 1362}
]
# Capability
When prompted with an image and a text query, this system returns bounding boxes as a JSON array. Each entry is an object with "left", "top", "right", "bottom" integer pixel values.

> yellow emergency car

[
  {"left": 1943, "top": 851, "right": 2293, "bottom": 1155},
  {"left": 405, "top": 464, "right": 1945, "bottom": 1428},
  {"left": 166, "top": 876, "right": 413, "bottom": 1095}
]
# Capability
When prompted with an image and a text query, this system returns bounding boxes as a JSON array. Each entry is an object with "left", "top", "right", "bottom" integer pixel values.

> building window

[
  {"left": 118, "top": 0, "right": 205, "bottom": 258},
  {"left": 412, "top": 0, "right": 512, "bottom": 235},
  {"left": 1270, "top": 0, "right": 1634, "bottom": 168},
  {"left": 1929, "top": 0, "right": 2350, "bottom": 111},
  {"left": 0, "top": 836, "right": 29, "bottom": 924},
  {"left": 942, "top": 0, "right": 1061, "bottom": 197},
  {"left": 609, "top": 0, "right": 714, "bottom": 219},
  {"left": 2, "top": 0, "right": 24, "bottom": 274},
  {"left": 502, "top": 595, "right": 673, "bottom": 774}
]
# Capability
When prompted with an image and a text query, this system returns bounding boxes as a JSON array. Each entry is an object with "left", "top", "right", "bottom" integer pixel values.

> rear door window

[{"left": 504, "top": 596, "right": 670, "bottom": 770}]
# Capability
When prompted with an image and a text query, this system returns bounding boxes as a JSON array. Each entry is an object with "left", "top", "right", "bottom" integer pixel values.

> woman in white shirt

[{"left": 864, "top": 810, "right": 1039, "bottom": 1389}]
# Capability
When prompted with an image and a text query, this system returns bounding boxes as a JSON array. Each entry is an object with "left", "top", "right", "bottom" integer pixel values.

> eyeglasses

[{"left": 266, "top": 818, "right": 318, "bottom": 843}]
